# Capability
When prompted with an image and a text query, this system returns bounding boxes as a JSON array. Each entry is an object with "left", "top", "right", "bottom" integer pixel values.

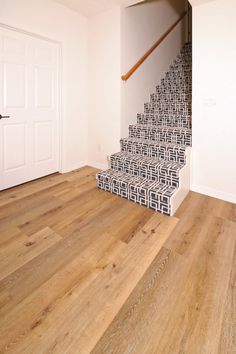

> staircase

[{"left": 97, "top": 43, "right": 192, "bottom": 216}]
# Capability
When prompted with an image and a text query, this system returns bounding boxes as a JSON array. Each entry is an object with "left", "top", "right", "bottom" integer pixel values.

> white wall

[
  {"left": 121, "top": 0, "right": 187, "bottom": 136},
  {"left": 0, "top": 0, "right": 89, "bottom": 172},
  {"left": 191, "top": 0, "right": 236, "bottom": 203},
  {"left": 88, "top": 7, "right": 121, "bottom": 169}
]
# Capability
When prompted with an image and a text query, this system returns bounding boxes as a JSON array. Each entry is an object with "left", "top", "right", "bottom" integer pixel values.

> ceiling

[
  {"left": 54, "top": 0, "right": 144, "bottom": 17},
  {"left": 189, "top": 0, "right": 217, "bottom": 6},
  {"left": 54, "top": 0, "right": 217, "bottom": 18}
]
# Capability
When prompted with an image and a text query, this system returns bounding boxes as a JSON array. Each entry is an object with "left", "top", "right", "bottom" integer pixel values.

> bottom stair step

[{"left": 96, "top": 169, "right": 177, "bottom": 216}]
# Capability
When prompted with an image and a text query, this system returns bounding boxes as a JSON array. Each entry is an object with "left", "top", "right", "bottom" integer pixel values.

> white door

[{"left": 0, "top": 27, "right": 60, "bottom": 190}]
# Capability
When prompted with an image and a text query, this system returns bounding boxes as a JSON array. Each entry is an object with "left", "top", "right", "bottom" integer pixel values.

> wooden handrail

[{"left": 121, "top": 11, "right": 187, "bottom": 81}]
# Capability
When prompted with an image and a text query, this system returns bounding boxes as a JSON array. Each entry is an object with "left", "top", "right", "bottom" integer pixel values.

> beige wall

[
  {"left": 191, "top": 0, "right": 236, "bottom": 203},
  {"left": 0, "top": 0, "right": 89, "bottom": 172}
]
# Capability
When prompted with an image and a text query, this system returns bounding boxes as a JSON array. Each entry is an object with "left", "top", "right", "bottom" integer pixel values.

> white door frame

[{"left": 0, "top": 22, "right": 63, "bottom": 175}]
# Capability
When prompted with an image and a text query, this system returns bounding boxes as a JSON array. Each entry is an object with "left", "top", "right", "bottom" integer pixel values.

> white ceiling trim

[
  {"left": 53, "top": 0, "right": 146, "bottom": 17},
  {"left": 189, "top": 0, "right": 217, "bottom": 7},
  {"left": 123, "top": 0, "right": 145, "bottom": 6}
]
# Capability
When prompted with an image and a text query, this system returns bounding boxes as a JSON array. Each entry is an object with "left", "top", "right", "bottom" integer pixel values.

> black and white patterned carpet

[{"left": 97, "top": 43, "right": 192, "bottom": 216}]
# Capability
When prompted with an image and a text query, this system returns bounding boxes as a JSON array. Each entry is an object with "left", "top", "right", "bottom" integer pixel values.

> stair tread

[
  {"left": 111, "top": 152, "right": 183, "bottom": 188},
  {"left": 121, "top": 137, "right": 188, "bottom": 150},
  {"left": 129, "top": 124, "right": 192, "bottom": 147},
  {"left": 137, "top": 119, "right": 191, "bottom": 130},
  {"left": 111, "top": 151, "right": 184, "bottom": 170},
  {"left": 138, "top": 113, "right": 192, "bottom": 120},
  {"left": 129, "top": 124, "right": 191, "bottom": 134},
  {"left": 139, "top": 113, "right": 192, "bottom": 118},
  {"left": 137, "top": 115, "right": 192, "bottom": 123},
  {"left": 97, "top": 169, "right": 177, "bottom": 196}
]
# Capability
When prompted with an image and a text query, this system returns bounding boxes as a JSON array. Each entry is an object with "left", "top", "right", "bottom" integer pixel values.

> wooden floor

[{"left": 0, "top": 167, "right": 235, "bottom": 354}]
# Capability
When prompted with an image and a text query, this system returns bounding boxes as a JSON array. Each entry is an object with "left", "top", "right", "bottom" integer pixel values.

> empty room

[{"left": 0, "top": 0, "right": 235, "bottom": 353}]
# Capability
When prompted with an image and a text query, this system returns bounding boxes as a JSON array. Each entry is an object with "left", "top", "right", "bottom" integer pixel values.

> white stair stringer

[{"left": 170, "top": 147, "right": 191, "bottom": 215}]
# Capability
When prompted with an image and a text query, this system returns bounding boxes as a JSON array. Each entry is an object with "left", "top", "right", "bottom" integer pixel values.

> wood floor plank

[
  {"left": 0, "top": 226, "right": 22, "bottom": 247},
  {"left": 0, "top": 190, "right": 141, "bottom": 316},
  {"left": 92, "top": 216, "right": 236, "bottom": 354},
  {"left": 0, "top": 186, "right": 65, "bottom": 228},
  {"left": 164, "top": 193, "right": 216, "bottom": 258},
  {"left": 215, "top": 200, "right": 236, "bottom": 223},
  {"left": 64, "top": 166, "right": 99, "bottom": 183},
  {"left": 18, "top": 186, "right": 101, "bottom": 236},
  {"left": 47, "top": 215, "right": 179, "bottom": 354},
  {"left": 4, "top": 214, "right": 178, "bottom": 354},
  {"left": 91, "top": 247, "right": 188, "bottom": 354},
  {"left": 0, "top": 178, "right": 67, "bottom": 208},
  {"left": 0, "top": 287, "right": 12, "bottom": 309},
  {"left": 0, "top": 167, "right": 235, "bottom": 354},
  {"left": 218, "top": 230, "right": 236, "bottom": 354},
  {"left": 0, "top": 227, "right": 62, "bottom": 281},
  {"left": 54, "top": 179, "right": 96, "bottom": 202},
  {"left": 0, "top": 232, "right": 125, "bottom": 354},
  {"left": 150, "top": 217, "right": 236, "bottom": 354}
]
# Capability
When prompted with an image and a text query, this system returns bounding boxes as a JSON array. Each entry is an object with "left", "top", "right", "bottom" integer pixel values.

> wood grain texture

[{"left": 0, "top": 167, "right": 235, "bottom": 354}]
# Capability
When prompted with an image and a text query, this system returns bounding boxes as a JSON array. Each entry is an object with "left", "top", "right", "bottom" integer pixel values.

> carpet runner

[{"left": 97, "top": 43, "right": 192, "bottom": 216}]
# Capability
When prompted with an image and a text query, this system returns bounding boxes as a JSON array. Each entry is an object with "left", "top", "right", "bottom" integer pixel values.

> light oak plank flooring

[{"left": 0, "top": 166, "right": 235, "bottom": 354}]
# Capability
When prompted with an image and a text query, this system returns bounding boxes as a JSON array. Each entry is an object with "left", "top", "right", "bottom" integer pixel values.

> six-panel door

[{"left": 0, "top": 28, "right": 60, "bottom": 190}]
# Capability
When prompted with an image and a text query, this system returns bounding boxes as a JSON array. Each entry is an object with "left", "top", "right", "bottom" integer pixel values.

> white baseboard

[
  {"left": 87, "top": 161, "right": 108, "bottom": 170},
  {"left": 191, "top": 184, "right": 236, "bottom": 204},
  {"left": 60, "top": 161, "right": 88, "bottom": 174},
  {"left": 60, "top": 161, "right": 108, "bottom": 173}
]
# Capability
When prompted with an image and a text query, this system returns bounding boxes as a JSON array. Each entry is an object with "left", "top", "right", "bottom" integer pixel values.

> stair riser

[
  {"left": 167, "top": 70, "right": 191, "bottom": 77},
  {"left": 171, "top": 56, "right": 192, "bottom": 63},
  {"left": 173, "top": 56, "right": 192, "bottom": 62},
  {"left": 145, "top": 101, "right": 191, "bottom": 108},
  {"left": 168, "top": 65, "right": 191, "bottom": 72},
  {"left": 150, "top": 97, "right": 191, "bottom": 105},
  {"left": 181, "top": 48, "right": 192, "bottom": 53},
  {"left": 160, "top": 85, "right": 192, "bottom": 93},
  {"left": 110, "top": 157, "right": 180, "bottom": 188},
  {"left": 173, "top": 63, "right": 192, "bottom": 69},
  {"left": 164, "top": 76, "right": 192, "bottom": 84},
  {"left": 174, "top": 57, "right": 192, "bottom": 64},
  {"left": 129, "top": 127, "right": 192, "bottom": 146},
  {"left": 151, "top": 93, "right": 191, "bottom": 102},
  {"left": 137, "top": 115, "right": 192, "bottom": 129},
  {"left": 156, "top": 87, "right": 192, "bottom": 95},
  {"left": 162, "top": 72, "right": 192, "bottom": 79},
  {"left": 160, "top": 83, "right": 191, "bottom": 92},
  {"left": 144, "top": 107, "right": 191, "bottom": 116},
  {"left": 97, "top": 177, "right": 172, "bottom": 216},
  {"left": 121, "top": 140, "right": 186, "bottom": 164},
  {"left": 161, "top": 80, "right": 192, "bottom": 88},
  {"left": 165, "top": 68, "right": 192, "bottom": 75},
  {"left": 175, "top": 60, "right": 191, "bottom": 66}
]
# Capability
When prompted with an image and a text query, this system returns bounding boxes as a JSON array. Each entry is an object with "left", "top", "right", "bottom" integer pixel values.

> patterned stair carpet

[{"left": 97, "top": 43, "right": 192, "bottom": 216}]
